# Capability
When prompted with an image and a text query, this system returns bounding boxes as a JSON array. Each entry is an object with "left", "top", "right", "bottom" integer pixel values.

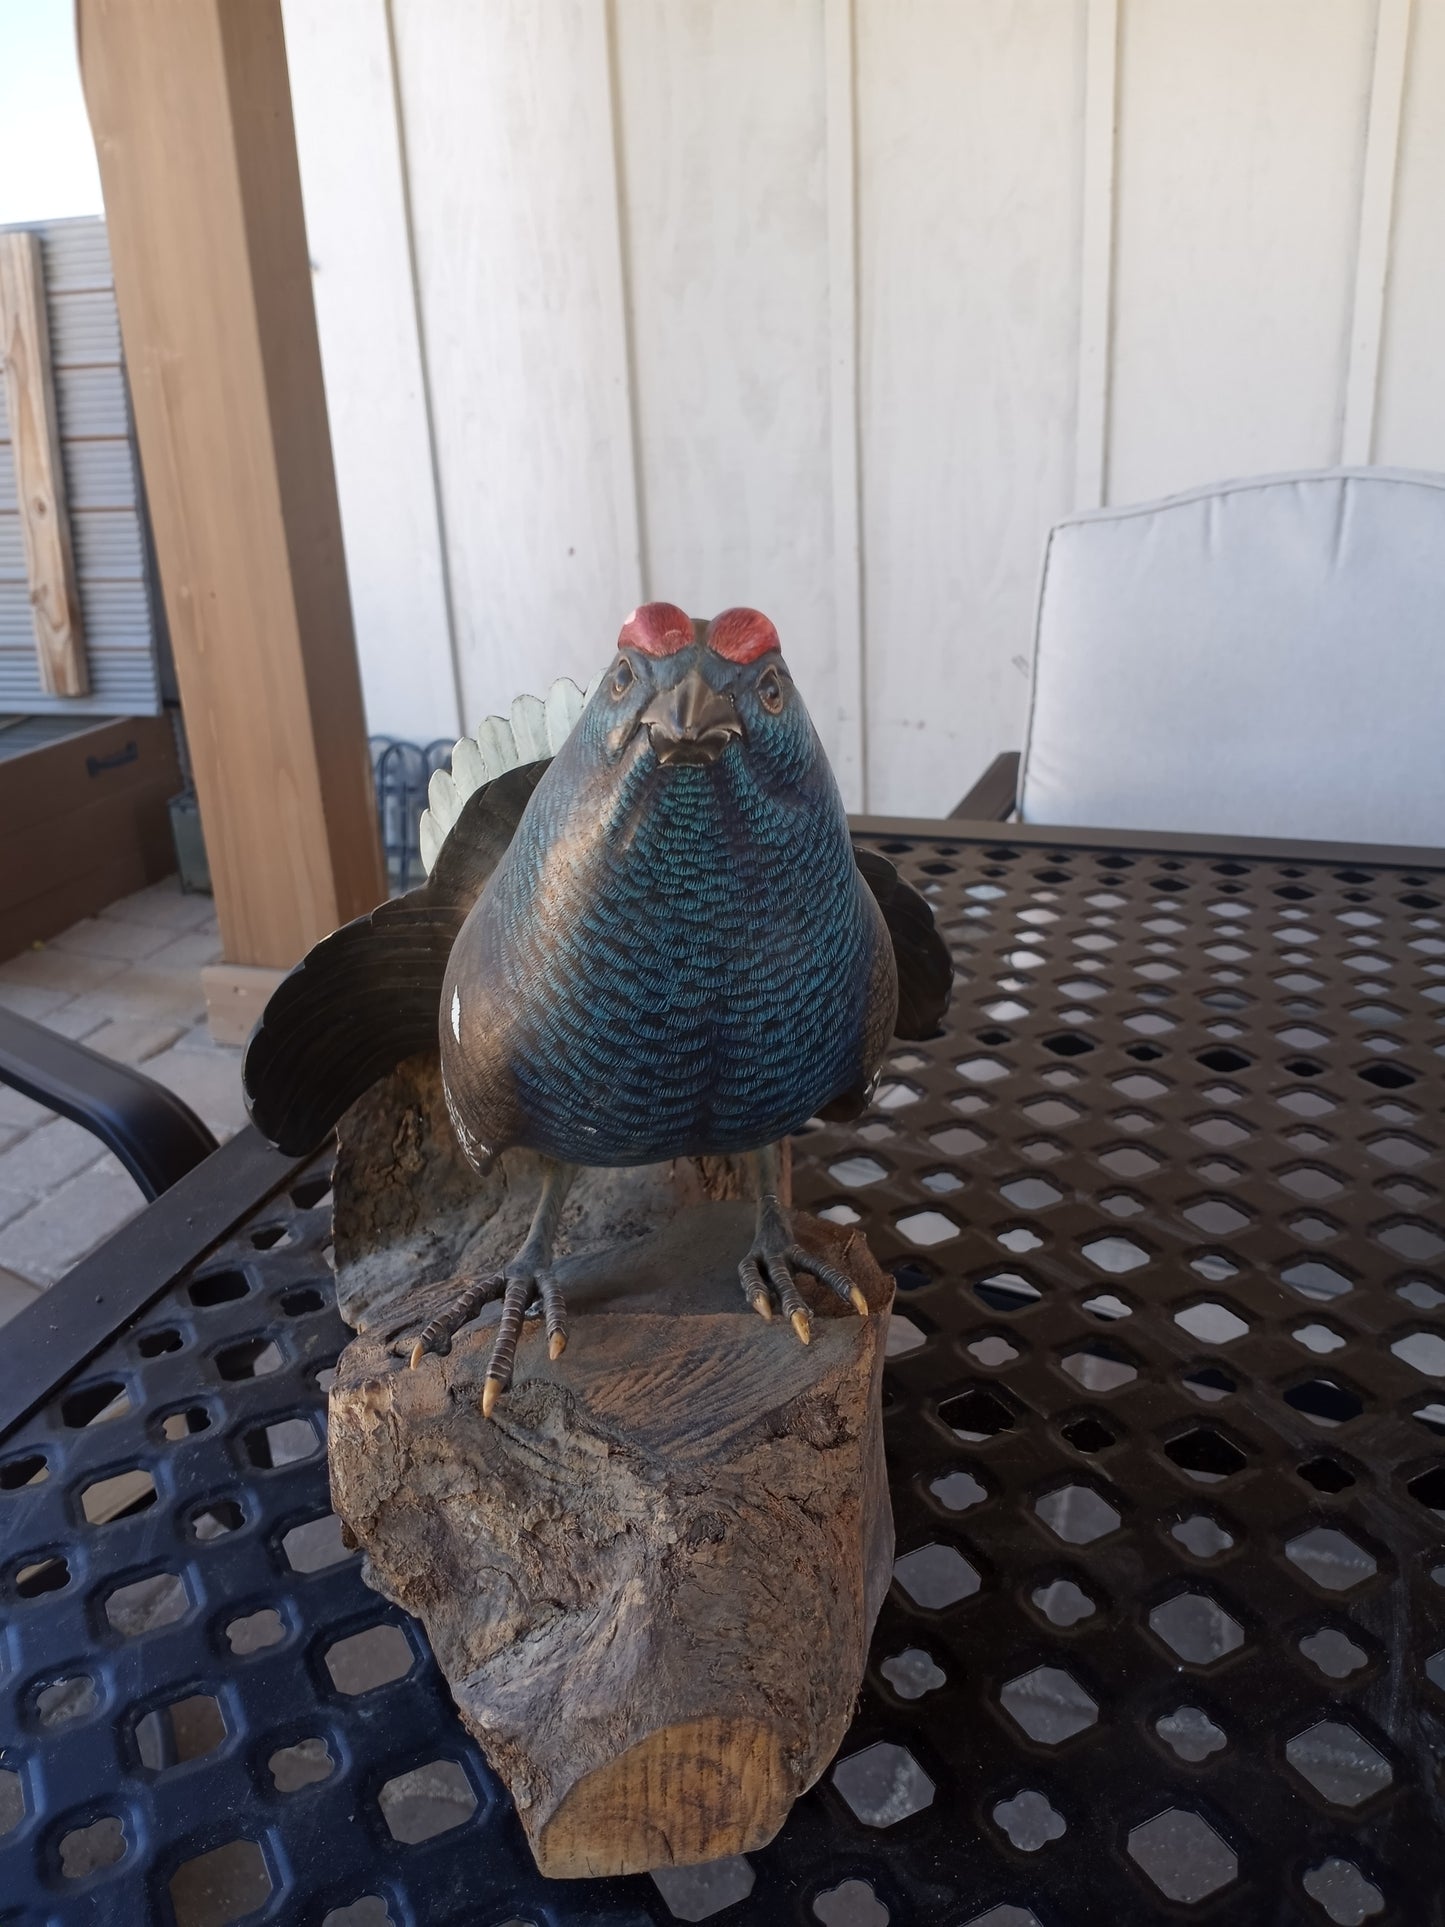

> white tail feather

[
  {"left": 545, "top": 677, "right": 585, "bottom": 751},
  {"left": 508, "top": 693, "right": 550, "bottom": 764},
  {"left": 473, "top": 713, "right": 516, "bottom": 778},
  {"left": 426, "top": 766, "right": 462, "bottom": 836},
  {"left": 449, "top": 736, "right": 487, "bottom": 797},
  {"left": 418, "top": 810, "right": 446, "bottom": 874},
  {"left": 418, "top": 675, "right": 588, "bottom": 876}
]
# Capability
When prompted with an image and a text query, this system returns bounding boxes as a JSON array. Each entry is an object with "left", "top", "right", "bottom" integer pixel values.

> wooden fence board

[{"left": 0, "top": 231, "right": 89, "bottom": 697}]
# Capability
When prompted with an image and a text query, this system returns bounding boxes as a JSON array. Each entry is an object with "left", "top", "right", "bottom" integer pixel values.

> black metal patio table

[{"left": 2, "top": 815, "right": 1443, "bottom": 1927}]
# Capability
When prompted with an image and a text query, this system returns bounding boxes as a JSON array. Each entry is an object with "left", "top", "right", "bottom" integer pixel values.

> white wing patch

[{"left": 418, "top": 673, "right": 594, "bottom": 876}]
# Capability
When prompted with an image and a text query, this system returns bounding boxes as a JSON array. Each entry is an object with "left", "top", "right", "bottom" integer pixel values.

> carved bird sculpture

[{"left": 244, "top": 604, "right": 951, "bottom": 1414}]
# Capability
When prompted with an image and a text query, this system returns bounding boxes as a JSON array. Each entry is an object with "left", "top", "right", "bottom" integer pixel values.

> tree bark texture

[{"left": 327, "top": 1055, "right": 895, "bottom": 1877}]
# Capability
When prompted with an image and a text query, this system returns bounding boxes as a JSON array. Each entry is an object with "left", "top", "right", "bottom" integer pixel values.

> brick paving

[{"left": 0, "top": 878, "right": 245, "bottom": 1323}]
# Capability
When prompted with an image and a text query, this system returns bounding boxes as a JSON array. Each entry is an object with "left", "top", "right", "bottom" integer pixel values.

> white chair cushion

[{"left": 1019, "top": 468, "right": 1445, "bottom": 847}]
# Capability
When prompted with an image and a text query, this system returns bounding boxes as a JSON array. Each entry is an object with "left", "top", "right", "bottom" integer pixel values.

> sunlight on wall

[{"left": 0, "top": 1, "right": 103, "bottom": 226}]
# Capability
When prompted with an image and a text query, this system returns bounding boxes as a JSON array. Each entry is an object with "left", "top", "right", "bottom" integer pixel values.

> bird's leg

[
  {"left": 738, "top": 1142, "right": 869, "bottom": 1343},
  {"left": 478, "top": 1158, "right": 577, "bottom": 1417},
  {"left": 405, "top": 1159, "right": 577, "bottom": 1418}
]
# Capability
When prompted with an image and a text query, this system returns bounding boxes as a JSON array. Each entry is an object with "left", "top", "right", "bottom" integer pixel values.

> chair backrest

[{"left": 1019, "top": 468, "right": 1445, "bottom": 847}]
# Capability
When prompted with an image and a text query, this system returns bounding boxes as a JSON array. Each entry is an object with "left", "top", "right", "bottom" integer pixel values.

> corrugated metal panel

[
  {"left": 37, "top": 219, "right": 115, "bottom": 294},
  {"left": 0, "top": 578, "right": 151, "bottom": 639},
  {"left": 0, "top": 216, "right": 161, "bottom": 716},
  {"left": 0, "top": 439, "right": 139, "bottom": 513},
  {"left": 49, "top": 290, "right": 123, "bottom": 367},
  {"left": 0, "top": 545, "right": 160, "bottom": 710},
  {"left": 0, "top": 510, "right": 142, "bottom": 580},
  {"left": 54, "top": 364, "right": 132, "bottom": 440},
  {"left": 0, "top": 643, "right": 157, "bottom": 715},
  {"left": 72, "top": 510, "right": 146, "bottom": 577}
]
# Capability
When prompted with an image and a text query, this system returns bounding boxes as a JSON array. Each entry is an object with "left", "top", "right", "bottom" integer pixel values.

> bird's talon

[
  {"left": 791, "top": 1308, "right": 812, "bottom": 1344},
  {"left": 848, "top": 1283, "right": 869, "bottom": 1317},
  {"left": 548, "top": 1330, "right": 567, "bottom": 1361},
  {"left": 481, "top": 1376, "right": 504, "bottom": 1419},
  {"left": 749, "top": 1292, "right": 773, "bottom": 1321},
  {"left": 408, "top": 1339, "right": 426, "bottom": 1370}
]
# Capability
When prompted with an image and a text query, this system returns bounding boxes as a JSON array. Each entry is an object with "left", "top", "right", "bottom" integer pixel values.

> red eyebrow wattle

[
  {"left": 707, "top": 607, "right": 779, "bottom": 665},
  {"left": 618, "top": 602, "right": 693, "bottom": 657}
]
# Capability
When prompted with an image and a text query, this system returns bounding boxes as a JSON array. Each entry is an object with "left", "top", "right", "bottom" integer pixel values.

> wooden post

[
  {"left": 0, "top": 232, "right": 89, "bottom": 697},
  {"left": 77, "top": 0, "right": 385, "bottom": 983}
]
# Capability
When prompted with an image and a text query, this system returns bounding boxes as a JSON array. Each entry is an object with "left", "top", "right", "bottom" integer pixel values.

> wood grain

[
  {"left": 542, "top": 1718, "right": 788, "bottom": 1878},
  {"left": 77, "top": 0, "right": 385, "bottom": 970},
  {"left": 0, "top": 232, "right": 88, "bottom": 697},
  {"left": 327, "top": 1055, "right": 894, "bottom": 1877}
]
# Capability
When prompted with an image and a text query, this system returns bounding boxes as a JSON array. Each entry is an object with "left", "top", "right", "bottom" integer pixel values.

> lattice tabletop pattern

[{"left": 1, "top": 824, "right": 1443, "bottom": 1927}]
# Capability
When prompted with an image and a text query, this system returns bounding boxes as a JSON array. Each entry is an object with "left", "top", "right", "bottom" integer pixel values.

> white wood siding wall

[{"left": 282, "top": 0, "right": 1445, "bottom": 814}]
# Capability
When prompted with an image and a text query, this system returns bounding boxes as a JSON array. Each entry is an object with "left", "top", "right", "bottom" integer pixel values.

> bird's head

[{"left": 584, "top": 601, "right": 819, "bottom": 792}]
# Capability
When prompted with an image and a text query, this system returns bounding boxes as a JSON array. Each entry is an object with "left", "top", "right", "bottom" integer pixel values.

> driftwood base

[{"left": 326, "top": 1058, "right": 895, "bottom": 1878}]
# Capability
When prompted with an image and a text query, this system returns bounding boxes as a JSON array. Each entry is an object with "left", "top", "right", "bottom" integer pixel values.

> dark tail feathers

[{"left": 852, "top": 842, "right": 954, "bottom": 1039}]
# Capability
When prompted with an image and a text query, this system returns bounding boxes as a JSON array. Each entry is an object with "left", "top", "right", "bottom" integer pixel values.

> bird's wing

[
  {"left": 852, "top": 842, "right": 954, "bottom": 1040},
  {"left": 243, "top": 760, "right": 549, "bottom": 1153},
  {"left": 242, "top": 895, "right": 467, "bottom": 1154}
]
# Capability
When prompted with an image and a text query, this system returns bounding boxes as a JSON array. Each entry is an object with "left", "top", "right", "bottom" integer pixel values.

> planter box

[{"left": 0, "top": 713, "right": 181, "bottom": 959}]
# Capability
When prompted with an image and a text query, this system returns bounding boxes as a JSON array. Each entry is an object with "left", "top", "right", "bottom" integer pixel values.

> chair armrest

[
  {"left": 949, "top": 751, "right": 1020, "bottom": 821},
  {"left": 0, "top": 1008, "right": 218, "bottom": 1202}
]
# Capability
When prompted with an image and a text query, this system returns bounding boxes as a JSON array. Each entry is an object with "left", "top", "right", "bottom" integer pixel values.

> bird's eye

[
  {"left": 756, "top": 666, "right": 784, "bottom": 714},
  {"left": 611, "top": 657, "right": 635, "bottom": 698}
]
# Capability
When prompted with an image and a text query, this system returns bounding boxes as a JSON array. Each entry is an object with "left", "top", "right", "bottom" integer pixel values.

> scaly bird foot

[
  {"left": 402, "top": 1158, "right": 577, "bottom": 1416},
  {"left": 477, "top": 1268, "right": 569, "bottom": 1417},
  {"left": 738, "top": 1214, "right": 868, "bottom": 1345},
  {"left": 401, "top": 1267, "right": 569, "bottom": 1417},
  {"left": 400, "top": 1273, "right": 504, "bottom": 1368}
]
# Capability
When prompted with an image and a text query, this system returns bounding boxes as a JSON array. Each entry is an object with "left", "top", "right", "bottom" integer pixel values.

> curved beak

[{"left": 641, "top": 668, "right": 741, "bottom": 765}]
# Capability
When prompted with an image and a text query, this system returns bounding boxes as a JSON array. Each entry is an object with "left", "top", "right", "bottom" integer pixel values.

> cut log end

[{"left": 537, "top": 1717, "right": 787, "bottom": 1879}]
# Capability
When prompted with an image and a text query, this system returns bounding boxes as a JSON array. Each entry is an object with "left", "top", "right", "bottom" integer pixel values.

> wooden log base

[{"left": 327, "top": 1057, "right": 895, "bottom": 1878}]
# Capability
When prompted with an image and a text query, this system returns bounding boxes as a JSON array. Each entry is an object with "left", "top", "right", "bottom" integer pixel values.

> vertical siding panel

[
  {"left": 824, "top": 0, "right": 864, "bottom": 808},
  {"left": 391, "top": 0, "right": 641, "bottom": 727},
  {"left": 1373, "top": 0, "right": 1445, "bottom": 466},
  {"left": 1108, "top": 0, "right": 1377, "bottom": 503},
  {"left": 1341, "top": 0, "right": 1413, "bottom": 463},
  {"left": 613, "top": 1, "right": 842, "bottom": 778},
  {"left": 858, "top": 0, "right": 1088, "bottom": 816},
  {"left": 283, "top": 0, "right": 461, "bottom": 743},
  {"left": 1075, "top": 0, "right": 1118, "bottom": 509}
]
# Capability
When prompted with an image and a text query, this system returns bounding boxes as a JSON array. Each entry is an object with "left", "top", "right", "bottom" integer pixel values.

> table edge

[
  {"left": 0, "top": 1125, "right": 312, "bottom": 1443},
  {"left": 851, "top": 814, "right": 1445, "bottom": 869}
]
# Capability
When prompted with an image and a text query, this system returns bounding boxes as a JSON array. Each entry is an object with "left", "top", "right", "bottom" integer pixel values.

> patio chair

[
  {"left": 0, "top": 1009, "right": 215, "bottom": 1201},
  {"left": 954, "top": 466, "right": 1445, "bottom": 847}
]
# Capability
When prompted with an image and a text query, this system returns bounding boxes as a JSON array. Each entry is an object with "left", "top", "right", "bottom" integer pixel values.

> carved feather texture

[{"left": 419, "top": 674, "right": 603, "bottom": 874}]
